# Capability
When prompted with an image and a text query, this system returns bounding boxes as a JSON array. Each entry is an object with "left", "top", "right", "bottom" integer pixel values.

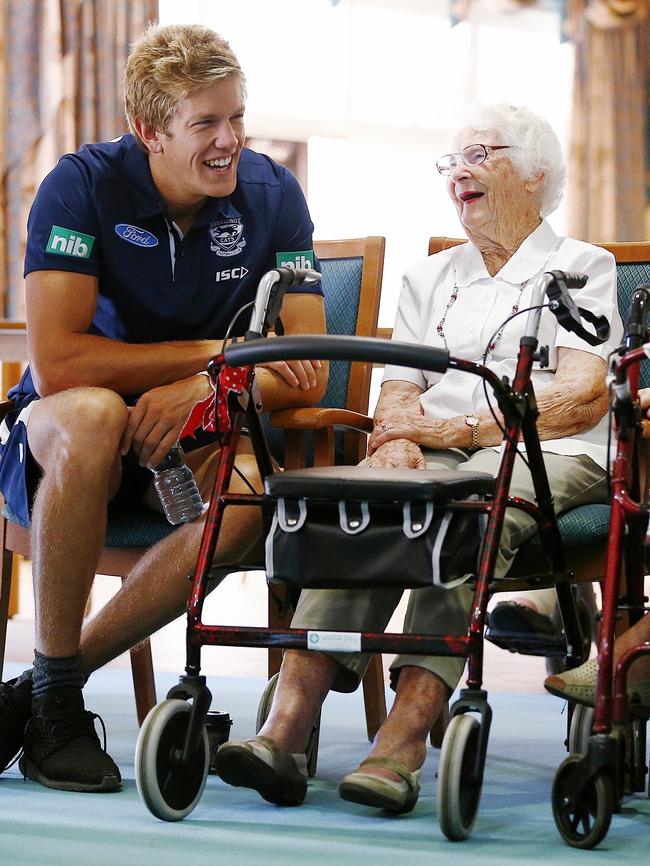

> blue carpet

[{"left": 1, "top": 662, "right": 648, "bottom": 865}]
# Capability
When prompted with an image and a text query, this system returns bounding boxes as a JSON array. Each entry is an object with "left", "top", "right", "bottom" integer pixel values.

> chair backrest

[
  {"left": 428, "top": 236, "right": 466, "bottom": 256},
  {"left": 429, "top": 236, "right": 650, "bottom": 388},
  {"left": 598, "top": 242, "right": 650, "bottom": 389},
  {"left": 265, "top": 237, "right": 385, "bottom": 466},
  {"left": 315, "top": 237, "right": 385, "bottom": 415}
]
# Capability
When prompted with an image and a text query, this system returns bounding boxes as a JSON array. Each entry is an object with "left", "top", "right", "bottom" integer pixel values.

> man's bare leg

[
  {"left": 79, "top": 448, "right": 263, "bottom": 674},
  {"left": 26, "top": 388, "right": 129, "bottom": 657},
  {"left": 14, "top": 388, "right": 129, "bottom": 791}
]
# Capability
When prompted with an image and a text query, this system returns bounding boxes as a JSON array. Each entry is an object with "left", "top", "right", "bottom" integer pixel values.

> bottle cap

[{"left": 154, "top": 443, "right": 184, "bottom": 472}]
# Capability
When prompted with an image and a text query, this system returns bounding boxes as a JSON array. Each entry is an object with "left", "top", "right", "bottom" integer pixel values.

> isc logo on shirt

[
  {"left": 276, "top": 250, "right": 314, "bottom": 270},
  {"left": 215, "top": 266, "right": 249, "bottom": 282},
  {"left": 46, "top": 226, "right": 95, "bottom": 259}
]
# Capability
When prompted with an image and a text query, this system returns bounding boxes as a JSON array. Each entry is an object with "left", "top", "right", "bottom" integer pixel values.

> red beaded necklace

[{"left": 436, "top": 272, "right": 528, "bottom": 357}]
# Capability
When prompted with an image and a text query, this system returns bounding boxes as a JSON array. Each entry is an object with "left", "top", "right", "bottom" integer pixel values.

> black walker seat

[
  {"left": 264, "top": 466, "right": 494, "bottom": 589},
  {"left": 264, "top": 465, "right": 495, "bottom": 591},
  {"left": 265, "top": 465, "right": 495, "bottom": 501}
]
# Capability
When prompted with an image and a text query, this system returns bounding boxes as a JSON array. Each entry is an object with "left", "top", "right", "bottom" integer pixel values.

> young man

[{"left": 0, "top": 23, "right": 326, "bottom": 793}]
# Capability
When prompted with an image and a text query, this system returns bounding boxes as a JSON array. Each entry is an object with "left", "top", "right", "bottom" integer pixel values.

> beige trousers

[{"left": 291, "top": 449, "right": 607, "bottom": 693}]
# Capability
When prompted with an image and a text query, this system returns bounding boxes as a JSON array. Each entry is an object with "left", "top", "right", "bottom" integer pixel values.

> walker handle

[{"left": 225, "top": 334, "right": 450, "bottom": 374}]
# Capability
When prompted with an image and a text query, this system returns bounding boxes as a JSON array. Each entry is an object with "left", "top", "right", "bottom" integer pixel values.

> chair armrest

[
  {"left": 269, "top": 407, "right": 373, "bottom": 434},
  {"left": 643, "top": 419, "right": 650, "bottom": 438},
  {"left": 269, "top": 407, "right": 373, "bottom": 468}
]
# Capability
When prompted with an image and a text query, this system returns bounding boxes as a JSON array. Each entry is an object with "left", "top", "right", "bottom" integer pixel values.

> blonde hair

[{"left": 124, "top": 23, "right": 245, "bottom": 148}]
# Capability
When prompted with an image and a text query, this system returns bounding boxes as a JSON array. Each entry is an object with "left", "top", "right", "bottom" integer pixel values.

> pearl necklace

[{"left": 436, "top": 271, "right": 528, "bottom": 358}]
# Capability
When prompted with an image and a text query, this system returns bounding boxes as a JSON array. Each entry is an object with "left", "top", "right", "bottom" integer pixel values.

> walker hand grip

[
  {"left": 624, "top": 285, "right": 650, "bottom": 347},
  {"left": 225, "top": 334, "right": 450, "bottom": 374},
  {"left": 287, "top": 267, "right": 321, "bottom": 288},
  {"left": 245, "top": 268, "right": 322, "bottom": 341},
  {"left": 548, "top": 270, "right": 588, "bottom": 290}
]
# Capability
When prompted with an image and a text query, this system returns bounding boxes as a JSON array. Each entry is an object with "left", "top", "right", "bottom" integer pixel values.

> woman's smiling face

[{"left": 446, "top": 126, "right": 541, "bottom": 246}]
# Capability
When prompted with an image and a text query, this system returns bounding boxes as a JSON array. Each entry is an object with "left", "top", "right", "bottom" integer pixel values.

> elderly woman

[{"left": 215, "top": 104, "right": 623, "bottom": 813}]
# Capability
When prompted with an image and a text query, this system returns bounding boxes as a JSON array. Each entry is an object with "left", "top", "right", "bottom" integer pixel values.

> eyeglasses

[{"left": 436, "top": 144, "right": 512, "bottom": 176}]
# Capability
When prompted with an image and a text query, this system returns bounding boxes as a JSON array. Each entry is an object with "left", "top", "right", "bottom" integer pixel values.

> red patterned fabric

[
  {"left": 2, "top": 0, "right": 158, "bottom": 318},
  {"left": 181, "top": 364, "right": 252, "bottom": 438}
]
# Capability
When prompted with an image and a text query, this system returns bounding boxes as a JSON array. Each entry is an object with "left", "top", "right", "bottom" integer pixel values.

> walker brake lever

[{"left": 545, "top": 270, "right": 610, "bottom": 346}]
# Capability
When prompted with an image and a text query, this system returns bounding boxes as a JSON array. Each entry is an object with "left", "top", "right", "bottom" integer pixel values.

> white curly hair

[{"left": 459, "top": 103, "right": 566, "bottom": 218}]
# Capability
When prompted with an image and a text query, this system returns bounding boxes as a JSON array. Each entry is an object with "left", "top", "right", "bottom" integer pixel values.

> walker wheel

[
  {"left": 437, "top": 713, "right": 483, "bottom": 841},
  {"left": 135, "top": 699, "right": 209, "bottom": 821},
  {"left": 552, "top": 755, "right": 614, "bottom": 848},
  {"left": 568, "top": 705, "right": 594, "bottom": 755}
]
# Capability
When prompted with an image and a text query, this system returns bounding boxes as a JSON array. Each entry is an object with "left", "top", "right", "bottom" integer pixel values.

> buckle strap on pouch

[
  {"left": 403, "top": 501, "right": 434, "bottom": 539},
  {"left": 277, "top": 497, "right": 307, "bottom": 532},
  {"left": 338, "top": 501, "right": 370, "bottom": 534}
]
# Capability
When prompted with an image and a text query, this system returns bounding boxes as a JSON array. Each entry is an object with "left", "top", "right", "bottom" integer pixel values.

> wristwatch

[{"left": 465, "top": 414, "right": 480, "bottom": 451}]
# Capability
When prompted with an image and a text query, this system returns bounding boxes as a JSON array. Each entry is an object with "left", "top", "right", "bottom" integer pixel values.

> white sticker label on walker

[{"left": 307, "top": 631, "right": 361, "bottom": 653}]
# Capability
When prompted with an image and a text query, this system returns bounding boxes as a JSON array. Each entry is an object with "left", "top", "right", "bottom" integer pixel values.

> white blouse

[{"left": 382, "top": 220, "right": 623, "bottom": 469}]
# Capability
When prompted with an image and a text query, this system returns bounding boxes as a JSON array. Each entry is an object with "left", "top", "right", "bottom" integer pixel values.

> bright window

[{"left": 158, "top": 0, "right": 573, "bottom": 327}]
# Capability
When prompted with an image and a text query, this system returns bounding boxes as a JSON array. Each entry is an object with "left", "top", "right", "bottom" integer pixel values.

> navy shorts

[
  {"left": 0, "top": 390, "right": 223, "bottom": 526},
  {"left": 0, "top": 392, "right": 42, "bottom": 525},
  {"left": 0, "top": 392, "right": 156, "bottom": 526}
]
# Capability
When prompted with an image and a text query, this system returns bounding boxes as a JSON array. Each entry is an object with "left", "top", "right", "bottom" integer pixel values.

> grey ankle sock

[
  {"left": 31, "top": 650, "right": 85, "bottom": 699},
  {"left": 15, "top": 668, "right": 33, "bottom": 687}
]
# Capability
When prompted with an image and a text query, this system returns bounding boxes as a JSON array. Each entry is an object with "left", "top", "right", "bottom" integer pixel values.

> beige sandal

[
  {"left": 545, "top": 657, "right": 650, "bottom": 709},
  {"left": 215, "top": 735, "right": 307, "bottom": 805},
  {"left": 339, "top": 756, "right": 421, "bottom": 814}
]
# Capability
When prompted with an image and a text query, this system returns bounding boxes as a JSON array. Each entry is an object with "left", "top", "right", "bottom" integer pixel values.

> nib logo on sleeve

[
  {"left": 276, "top": 250, "right": 314, "bottom": 270},
  {"left": 46, "top": 226, "right": 95, "bottom": 259}
]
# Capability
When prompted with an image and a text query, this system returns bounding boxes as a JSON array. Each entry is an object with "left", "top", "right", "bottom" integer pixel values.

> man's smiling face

[{"left": 154, "top": 76, "right": 246, "bottom": 206}]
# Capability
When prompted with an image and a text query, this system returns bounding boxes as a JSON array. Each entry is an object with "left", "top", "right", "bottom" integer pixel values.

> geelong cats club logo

[{"left": 209, "top": 217, "right": 246, "bottom": 257}]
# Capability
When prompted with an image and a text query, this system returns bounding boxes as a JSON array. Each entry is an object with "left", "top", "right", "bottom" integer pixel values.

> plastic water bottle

[{"left": 153, "top": 443, "right": 204, "bottom": 525}]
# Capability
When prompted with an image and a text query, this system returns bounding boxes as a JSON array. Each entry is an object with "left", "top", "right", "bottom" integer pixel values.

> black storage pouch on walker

[{"left": 264, "top": 466, "right": 494, "bottom": 590}]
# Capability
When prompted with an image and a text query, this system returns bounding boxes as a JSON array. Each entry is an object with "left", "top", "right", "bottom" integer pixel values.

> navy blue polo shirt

[
  {"left": 0, "top": 135, "right": 322, "bottom": 523},
  {"left": 24, "top": 134, "right": 321, "bottom": 345}
]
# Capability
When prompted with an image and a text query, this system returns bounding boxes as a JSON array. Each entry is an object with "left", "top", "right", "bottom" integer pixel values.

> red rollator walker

[
  {"left": 550, "top": 285, "right": 650, "bottom": 849},
  {"left": 134, "top": 265, "right": 610, "bottom": 841}
]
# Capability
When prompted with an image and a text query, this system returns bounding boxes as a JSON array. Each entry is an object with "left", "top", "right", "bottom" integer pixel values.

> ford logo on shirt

[{"left": 114, "top": 224, "right": 159, "bottom": 248}]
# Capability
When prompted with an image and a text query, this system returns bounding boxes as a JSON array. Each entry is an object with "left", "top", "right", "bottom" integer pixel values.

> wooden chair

[
  {"left": 425, "top": 237, "right": 650, "bottom": 590},
  {"left": 267, "top": 236, "right": 388, "bottom": 741}
]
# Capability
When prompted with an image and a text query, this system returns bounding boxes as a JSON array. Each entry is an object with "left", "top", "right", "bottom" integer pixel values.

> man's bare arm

[
  {"left": 26, "top": 270, "right": 224, "bottom": 396},
  {"left": 253, "top": 292, "right": 328, "bottom": 412}
]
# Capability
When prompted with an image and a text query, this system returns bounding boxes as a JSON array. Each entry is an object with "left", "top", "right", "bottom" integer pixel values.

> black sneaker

[
  {"left": 19, "top": 687, "right": 121, "bottom": 793},
  {"left": 0, "top": 675, "right": 32, "bottom": 773}
]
